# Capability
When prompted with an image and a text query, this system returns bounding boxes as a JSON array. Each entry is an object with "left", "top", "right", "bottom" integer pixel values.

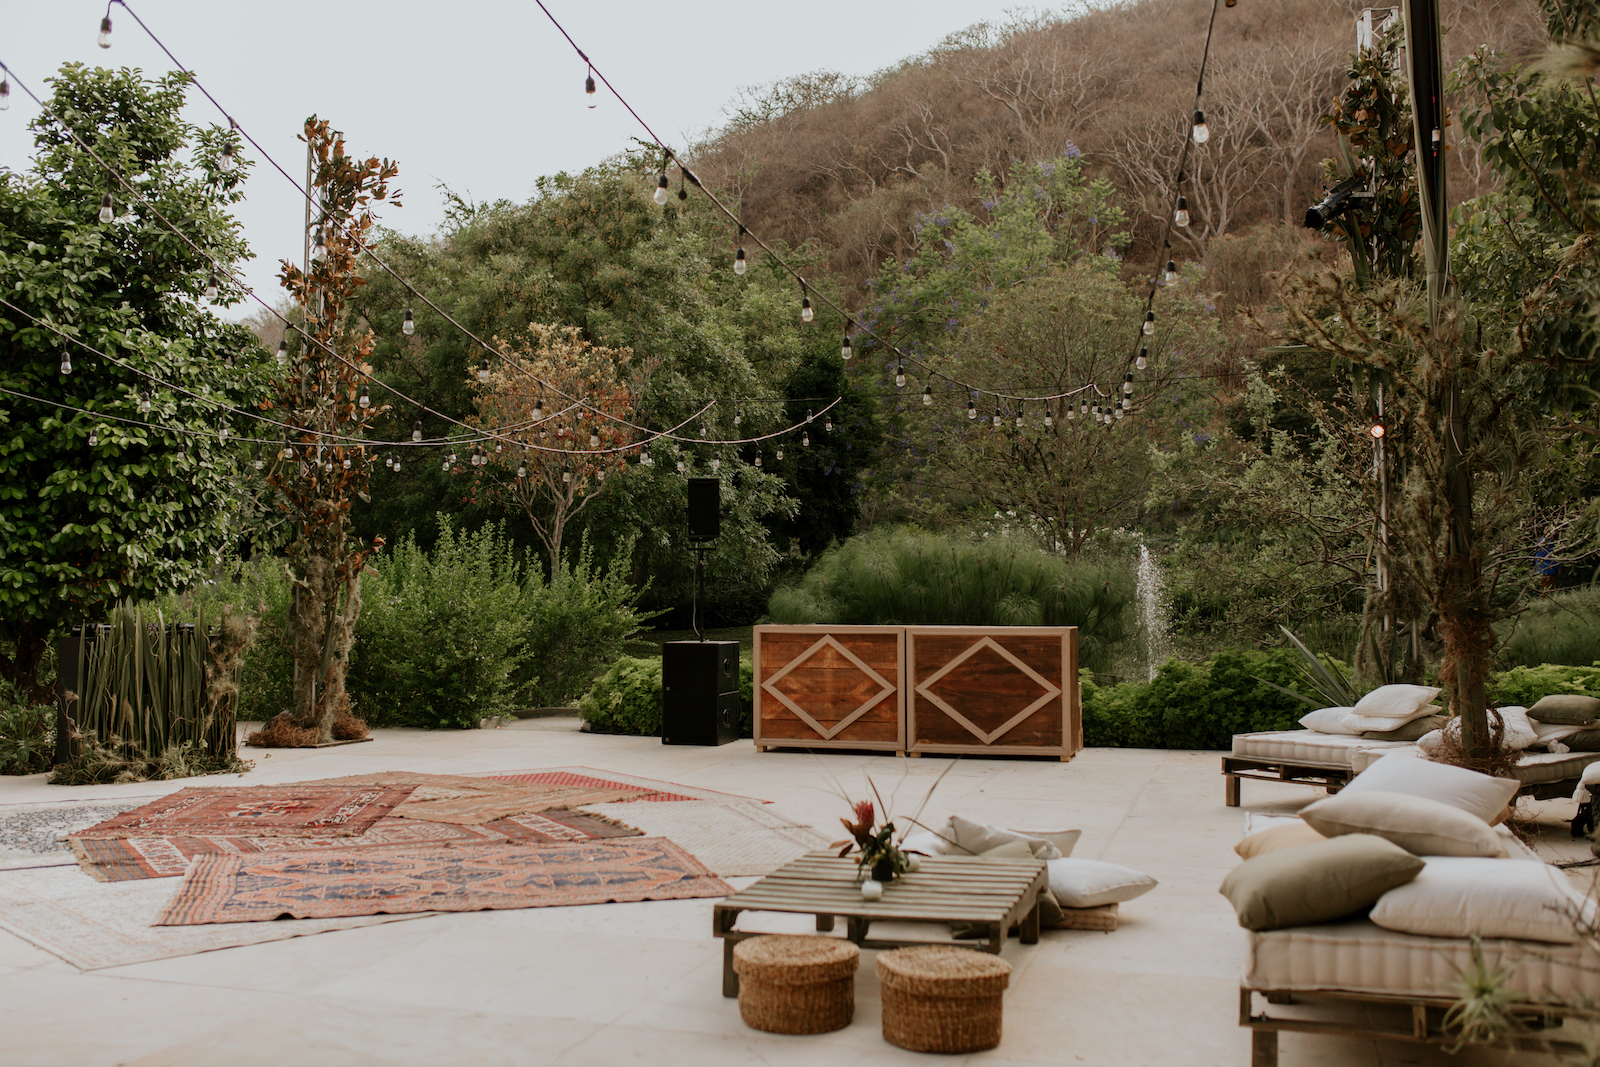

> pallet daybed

[{"left": 1238, "top": 829, "right": 1596, "bottom": 1064}]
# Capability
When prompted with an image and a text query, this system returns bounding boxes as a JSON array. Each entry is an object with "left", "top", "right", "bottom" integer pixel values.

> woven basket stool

[
  {"left": 732, "top": 935, "right": 860, "bottom": 1034},
  {"left": 877, "top": 945, "right": 1012, "bottom": 1054}
]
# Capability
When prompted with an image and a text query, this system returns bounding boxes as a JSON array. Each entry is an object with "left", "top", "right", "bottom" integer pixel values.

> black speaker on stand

[{"left": 662, "top": 478, "right": 738, "bottom": 745}]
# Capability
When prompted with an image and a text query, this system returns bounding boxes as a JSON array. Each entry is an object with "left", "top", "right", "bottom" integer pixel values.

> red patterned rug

[
  {"left": 70, "top": 809, "right": 640, "bottom": 881},
  {"left": 483, "top": 771, "right": 703, "bottom": 803},
  {"left": 156, "top": 837, "right": 732, "bottom": 924},
  {"left": 72, "top": 785, "right": 414, "bottom": 840}
]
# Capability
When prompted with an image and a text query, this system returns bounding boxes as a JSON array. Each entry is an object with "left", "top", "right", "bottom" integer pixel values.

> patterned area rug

[
  {"left": 0, "top": 799, "right": 159, "bottom": 867},
  {"left": 282, "top": 771, "right": 654, "bottom": 823},
  {"left": 157, "top": 837, "right": 732, "bottom": 925},
  {"left": 471, "top": 766, "right": 768, "bottom": 804},
  {"left": 580, "top": 800, "right": 830, "bottom": 877},
  {"left": 69, "top": 809, "right": 640, "bottom": 881},
  {"left": 73, "top": 785, "right": 415, "bottom": 840},
  {"left": 0, "top": 864, "right": 426, "bottom": 970}
]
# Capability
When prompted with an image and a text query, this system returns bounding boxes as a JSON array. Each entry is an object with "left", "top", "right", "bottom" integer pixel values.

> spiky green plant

[
  {"left": 1253, "top": 626, "right": 1364, "bottom": 709},
  {"left": 1443, "top": 936, "right": 1527, "bottom": 1053}
]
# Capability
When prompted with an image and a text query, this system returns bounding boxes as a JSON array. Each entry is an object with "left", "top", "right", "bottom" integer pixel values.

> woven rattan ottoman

[
  {"left": 877, "top": 945, "right": 1012, "bottom": 1053},
  {"left": 732, "top": 935, "right": 860, "bottom": 1034}
]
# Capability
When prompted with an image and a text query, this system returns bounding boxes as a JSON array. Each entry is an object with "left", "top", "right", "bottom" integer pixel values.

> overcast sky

[{"left": 2, "top": 1, "right": 1077, "bottom": 318}]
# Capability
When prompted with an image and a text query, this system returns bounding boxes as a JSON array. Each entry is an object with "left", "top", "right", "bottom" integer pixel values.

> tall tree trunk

[{"left": 1440, "top": 377, "right": 1490, "bottom": 758}]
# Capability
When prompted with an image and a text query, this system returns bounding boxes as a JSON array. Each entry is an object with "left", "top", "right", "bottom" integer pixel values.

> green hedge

[
  {"left": 0, "top": 679, "right": 53, "bottom": 775},
  {"left": 1488, "top": 663, "right": 1600, "bottom": 708},
  {"left": 1082, "top": 649, "right": 1311, "bottom": 750},
  {"left": 578, "top": 654, "right": 755, "bottom": 738}
]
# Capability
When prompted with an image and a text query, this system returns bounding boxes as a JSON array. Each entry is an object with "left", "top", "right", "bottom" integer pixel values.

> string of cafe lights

[
  {"left": 0, "top": 62, "right": 829, "bottom": 464},
  {"left": 84, "top": 0, "right": 839, "bottom": 455},
  {"left": 529, "top": 0, "right": 1239, "bottom": 427}
]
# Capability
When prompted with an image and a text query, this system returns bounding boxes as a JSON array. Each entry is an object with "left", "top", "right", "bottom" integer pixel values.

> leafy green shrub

[
  {"left": 1498, "top": 589, "right": 1600, "bottom": 668},
  {"left": 352, "top": 520, "right": 535, "bottom": 729},
  {"left": 577, "top": 652, "right": 756, "bottom": 737},
  {"left": 578, "top": 656, "right": 663, "bottom": 735},
  {"left": 520, "top": 537, "right": 653, "bottom": 707},
  {"left": 1081, "top": 649, "right": 1309, "bottom": 750},
  {"left": 768, "top": 526, "right": 1135, "bottom": 672},
  {"left": 0, "top": 679, "right": 54, "bottom": 775},
  {"left": 1488, "top": 663, "right": 1600, "bottom": 708}
]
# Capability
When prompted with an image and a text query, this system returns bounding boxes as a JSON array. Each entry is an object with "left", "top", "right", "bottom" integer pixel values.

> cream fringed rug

[
  {"left": 580, "top": 799, "right": 830, "bottom": 877},
  {"left": 0, "top": 865, "right": 426, "bottom": 970}
]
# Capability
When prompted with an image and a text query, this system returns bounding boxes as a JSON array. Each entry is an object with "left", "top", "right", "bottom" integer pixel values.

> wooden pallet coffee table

[{"left": 713, "top": 851, "right": 1048, "bottom": 997}]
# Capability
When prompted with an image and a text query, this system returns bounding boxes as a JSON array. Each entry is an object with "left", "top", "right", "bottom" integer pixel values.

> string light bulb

[
  {"left": 342, "top": 455, "right": 352, "bottom": 470},
  {"left": 992, "top": 407, "right": 1002, "bottom": 428},
  {"left": 393, "top": 456, "right": 401, "bottom": 472},
  {"left": 563, "top": 470, "right": 572, "bottom": 483},
  {"left": 1080, "top": 398, "right": 1089, "bottom": 418},
  {"left": 358, "top": 384, "right": 370, "bottom": 409},
  {"left": 311, "top": 228, "right": 327, "bottom": 260},
  {"left": 99, "top": 194, "right": 114, "bottom": 224},
  {"left": 734, "top": 408, "right": 743, "bottom": 426},
  {"left": 589, "top": 427, "right": 600, "bottom": 449},
  {"left": 532, "top": 397, "right": 544, "bottom": 420},
  {"left": 710, "top": 457, "right": 721, "bottom": 472},
  {"left": 139, "top": 393, "right": 151, "bottom": 414},
  {"left": 640, "top": 449, "right": 652, "bottom": 466},
  {"left": 895, "top": 364, "right": 906, "bottom": 388},
  {"left": 842, "top": 334, "right": 853, "bottom": 361},
  {"left": 402, "top": 308, "right": 415, "bottom": 336},
  {"left": 1191, "top": 109, "right": 1210, "bottom": 145},
  {"left": 517, "top": 461, "right": 528, "bottom": 478},
  {"left": 1143, "top": 311, "right": 1156, "bottom": 336},
  {"left": 923, "top": 385, "right": 933, "bottom": 407},
  {"left": 1174, "top": 197, "right": 1190, "bottom": 228},
  {"left": 1123, "top": 372, "right": 1134, "bottom": 395},
  {"left": 98, "top": 15, "right": 113, "bottom": 48},
  {"left": 443, "top": 457, "right": 451, "bottom": 472},
  {"left": 676, "top": 458, "right": 686, "bottom": 474},
  {"left": 477, "top": 357, "right": 491, "bottom": 383},
  {"left": 0, "top": 77, "right": 10, "bottom": 111},
  {"left": 218, "top": 139, "right": 236, "bottom": 173},
  {"left": 385, "top": 454, "right": 394, "bottom": 469},
  {"left": 733, "top": 247, "right": 747, "bottom": 275},
  {"left": 276, "top": 339, "right": 288, "bottom": 367},
  {"left": 1165, "top": 260, "right": 1178, "bottom": 285},
  {"left": 800, "top": 294, "right": 813, "bottom": 323},
  {"left": 654, "top": 174, "right": 670, "bottom": 206},
  {"left": 60, "top": 353, "right": 71, "bottom": 375},
  {"left": 775, "top": 446, "right": 784, "bottom": 461},
  {"left": 1136, "top": 346, "right": 1148, "bottom": 371},
  {"left": 824, "top": 415, "right": 832, "bottom": 432},
  {"left": 88, "top": 430, "right": 98, "bottom": 447},
  {"left": 203, "top": 275, "right": 219, "bottom": 302},
  {"left": 967, "top": 399, "right": 977, "bottom": 419},
  {"left": 806, "top": 408, "right": 814, "bottom": 423},
  {"left": 1045, "top": 407, "right": 1054, "bottom": 427},
  {"left": 412, "top": 421, "right": 423, "bottom": 442},
  {"left": 753, "top": 454, "right": 761, "bottom": 468},
  {"left": 1015, "top": 409, "right": 1024, "bottom": 429},
  {"left": 802, "top": 432, "right": 810, "bottom": 447},
  {"left": 585, "top": 68, "right": 597, "bottom": 107}
]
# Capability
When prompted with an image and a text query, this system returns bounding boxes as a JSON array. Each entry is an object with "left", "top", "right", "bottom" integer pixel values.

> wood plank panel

[
  {"left": 754, "top": 626, "right": 904, "bottom": 751},
  {"left": 907, "top": 627, "right": 1079, "bottom": 759}
]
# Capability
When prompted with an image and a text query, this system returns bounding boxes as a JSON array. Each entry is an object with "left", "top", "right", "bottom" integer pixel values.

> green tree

[{"left": 0, "top": 64, "right": 261, "bottom": 701}]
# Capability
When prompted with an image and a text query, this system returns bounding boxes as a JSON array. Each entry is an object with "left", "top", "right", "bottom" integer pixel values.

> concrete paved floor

[{"left": 0, "top": 719, "right": 1584, "bottom": 1066}]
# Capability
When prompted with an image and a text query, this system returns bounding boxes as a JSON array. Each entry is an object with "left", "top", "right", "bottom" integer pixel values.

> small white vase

[
  {"left": 860, "top": 878, "right": 884, "bottom": 901},
  {"left": 905, "top": 855, "right": 921, "bottom": 873}
]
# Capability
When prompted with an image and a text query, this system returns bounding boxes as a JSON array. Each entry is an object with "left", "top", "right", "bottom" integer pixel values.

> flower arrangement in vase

[{"left": 827, "top": 765, "right": 953, "bottom": 899}]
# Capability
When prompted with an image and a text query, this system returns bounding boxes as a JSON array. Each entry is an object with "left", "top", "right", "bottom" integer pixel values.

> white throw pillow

[
  {"left": 1343, "top": 751, "right": 1520, "bottom": 823},
  {"left": 1344, "top": 705, "right": 1443, "bottom": 733},
  {"left": 1047, "top": 858, "right": 1157, "bottom": 908},
  {"left": 1371, "top": 856, "right": 1593, "bottom": 944},
  {"left": 899, "top": 830, "right": 950, "bottom": 856},
  {"left": 1300, "top": 790, "right": 1505, "bottom": 858},
  {"left": 1298, "top": 706, "right": 1361, "bottom": 734},
  {"left": 945, "top": 815, "right": 1067, "bottom": 859},
  {"left": 1351, "top": 684, "right": 1444, "bottom": 722},
  {"left": 1493, "top": 706, "right": 1539, "bottom": 751}
]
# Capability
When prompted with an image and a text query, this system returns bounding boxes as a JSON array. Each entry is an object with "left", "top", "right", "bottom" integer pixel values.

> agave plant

[{"left": 1253, "top": 626, "right": 1365, "bottom": 710}]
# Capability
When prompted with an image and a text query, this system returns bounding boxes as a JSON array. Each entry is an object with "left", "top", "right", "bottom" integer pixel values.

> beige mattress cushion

[
  {"left": 1512, "top": 750, "right": 1600, "bottom": 786},
  {"left": 1245, "top": 918, "right": 1600, "bottom": 1003},
  {"left": 1232, "top": 731, "right": 1413, "bottom": 768}
]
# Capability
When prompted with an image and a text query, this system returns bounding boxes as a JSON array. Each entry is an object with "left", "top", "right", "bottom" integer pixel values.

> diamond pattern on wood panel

[
  {"left": 915, "top": 637, "right": 1062, "bottom": 745},
  {"left": 761, "top": 635, "right": 896, "bottom": 741}
]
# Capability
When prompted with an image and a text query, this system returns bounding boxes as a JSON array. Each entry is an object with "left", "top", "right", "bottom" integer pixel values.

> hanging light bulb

[
  {"left": 88, "top": 430, "right": 98, "bottom": 447},
  {"left": 443, "top": 457, "right": 451, "bottom": 472},
  {"left": 477, "top": 357, "right": 491, "bottom": 383},
  {"left": 218, "top": 139, "right": 237, "bottom": 173},
  {"left": 1015, "top": 408, "right": 1024, "bottom": 429},
  {"left": 800, "top": 294, "right": 813, "bottom": 323},
  {"left": 282, "top": 443, "right": 294, "bottom": 461},
  {"left": 895, "top": 364, "right": 906, "bottom": 388},
  {"left": 640, "top": 449, "right": 652, "bottom": 467},
  {"left": 654, "top": 174, "right": 670, "bottom": 206},
  {"left": 1165, "top": 260, "right": 1178, "bottom": 285},
  {"left": 967, "top": 399, "right": 977, "bottom": 419},
  {"left": 99, "top": 194, "right": 114, "bottom": 224},
  {"left": 98, "top": 15, "right": 113, "bottom": 48},
  {"left": 923, "top": 385, "right": 933, "bottom": 407},
  {"left": 411, "top": 421, "right": 423, "bottom": 442},
  {"left": 218, "top": 424, "right": 229, "bottom": 443},
  {"left": 393, "top": 456, "right": 402, "bottom": 472},
  {"left": 402, "top": 308, "right": 415, "bottom": 336},
  {"left": 385, "top": 454, "right": 394, "bottom": 469},
  {"left": 562, "top": 470, "right": 572, "bottom": 483},
  {"left": 0, "top": 78, "right": 11, "bottom": 111},
  {"left": 1174, "top": 196, "right": 1190, "bottom": 228},
  {"left": 1080, "top": 398, "right": 1089, "bottom": 418},
  {"left": 60, "top": 353, "right": 72, "bottom": 375},
  {"left": 1045, "top": 406, "right": 1054, "bottom": 427},
  {"left": 1115, "top": 402, "right": 1125, "bottom": 420},
  {"left": 253, "top": 458, "right": 265, "bottom": 470},
  {"left": 201, "top": 275, "right": 218, "bottom": 302},
  {"left": 343, "top": 456, "right": 352, "bottom": 470},
  {"left": 311, "top": 228, "right": 327, "bottom": 260},
  {"left": 802, "top": 432, "right": 810, "bottom": 447},
  {"left": 358, "top": 384, "right": 371, "bottom": 409},
  {"left": 1124, "top": 372, "right": 1134, "bottom": 395},
  {"left": 992, "top": 407, "right": 1002, "bottom": 428},
  {"left": 1136, "top": 346, "right": 1149, "bottom": 371},
  {"left": 710, "top": 456, "right": 721, "bottom": 472},
  {"left": 676, "top": 458, "right": 686, "bottom": 473},
  {"left": 1143, "top": 311, "right": 1156, "bottom": 336},
  {"left": 532, "top": 397, "right": 544, "bottom": 420},
  {"left": 589, "top": 427, "right": 600, "bottom": 449},
  {"left": 677, "top": 174, "right": 688, "bottom": 201},
  {"left": 775, "top": 446, "right": 784, "bottom": 461},
  {"left": 753, "top": 454, "right": 762, "bottom": 468},
  {"left": 276, "top": 339, "right": 288, "bottom": 367},
  {"left": 138, "top": 392, "right": 151, "bottom": 414},
  {"left": 517, "top": 461, "right": 527, "bottom": 478},
  {"left": 824, "top": 415, "right": 833, "bottom": 432},
  {"left": 494, "top": 440, "right": 504, "bottom": 454},
  {"left": 1191, "top": 109, "right": 1211, "bottom": 145},
  {"left": 805, "top": 408, "right": 814, "bottom": 424},
  {"left": 842, "top": 334, "right": 853, "bottom": 361},
  {"left": 585, "top": 68, "right": 597, "bottom": 107},
  {"left": 699, "top": 424, "right": 708, "bottom": 438},
  {"left": 1067, "top": 401, "right": 1075, "bottom": 420},
  {"left": 733, "top": 246, "right": 747, "bottom": 276},
  {"left": 1092, "top": 403, "right": 1101, "bottom": 423}
]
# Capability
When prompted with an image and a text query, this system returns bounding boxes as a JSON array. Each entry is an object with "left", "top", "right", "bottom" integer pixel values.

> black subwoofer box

[{"left": 662, "top": 640, "right": 740, "bottom": 746}]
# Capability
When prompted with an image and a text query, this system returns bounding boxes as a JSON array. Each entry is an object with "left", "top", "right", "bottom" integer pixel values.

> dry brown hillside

[{"left": 690, "top": 0, "right": 1545, "bottom": 303}]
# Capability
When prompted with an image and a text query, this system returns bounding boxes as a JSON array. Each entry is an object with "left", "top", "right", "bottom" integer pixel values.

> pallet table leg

[
  {"left": 1251, "top": 1029, "right": 1278, "bottom": 1067},
  {"left": 986, "top": 922, "right": 1004, "bottom": 954},
  {"left": 722, "top": 936, "right": 739, "bottom": 998},
  {"left": 816, "top": 913, "right": 835, "bottom": 932},
  {"left": 1225, "top": 773, "right": 1241, "bottom": 807},
  {"left": 846, "top": 916, "right": 870, "bottom": 943},
  {"left": 1019, "top": 898, "right": 1040, "bottom": 945}
]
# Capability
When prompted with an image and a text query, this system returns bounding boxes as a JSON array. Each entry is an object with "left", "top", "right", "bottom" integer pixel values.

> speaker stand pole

[{"left": 692, "top": 543, "right": 707, "bottom": 642}]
